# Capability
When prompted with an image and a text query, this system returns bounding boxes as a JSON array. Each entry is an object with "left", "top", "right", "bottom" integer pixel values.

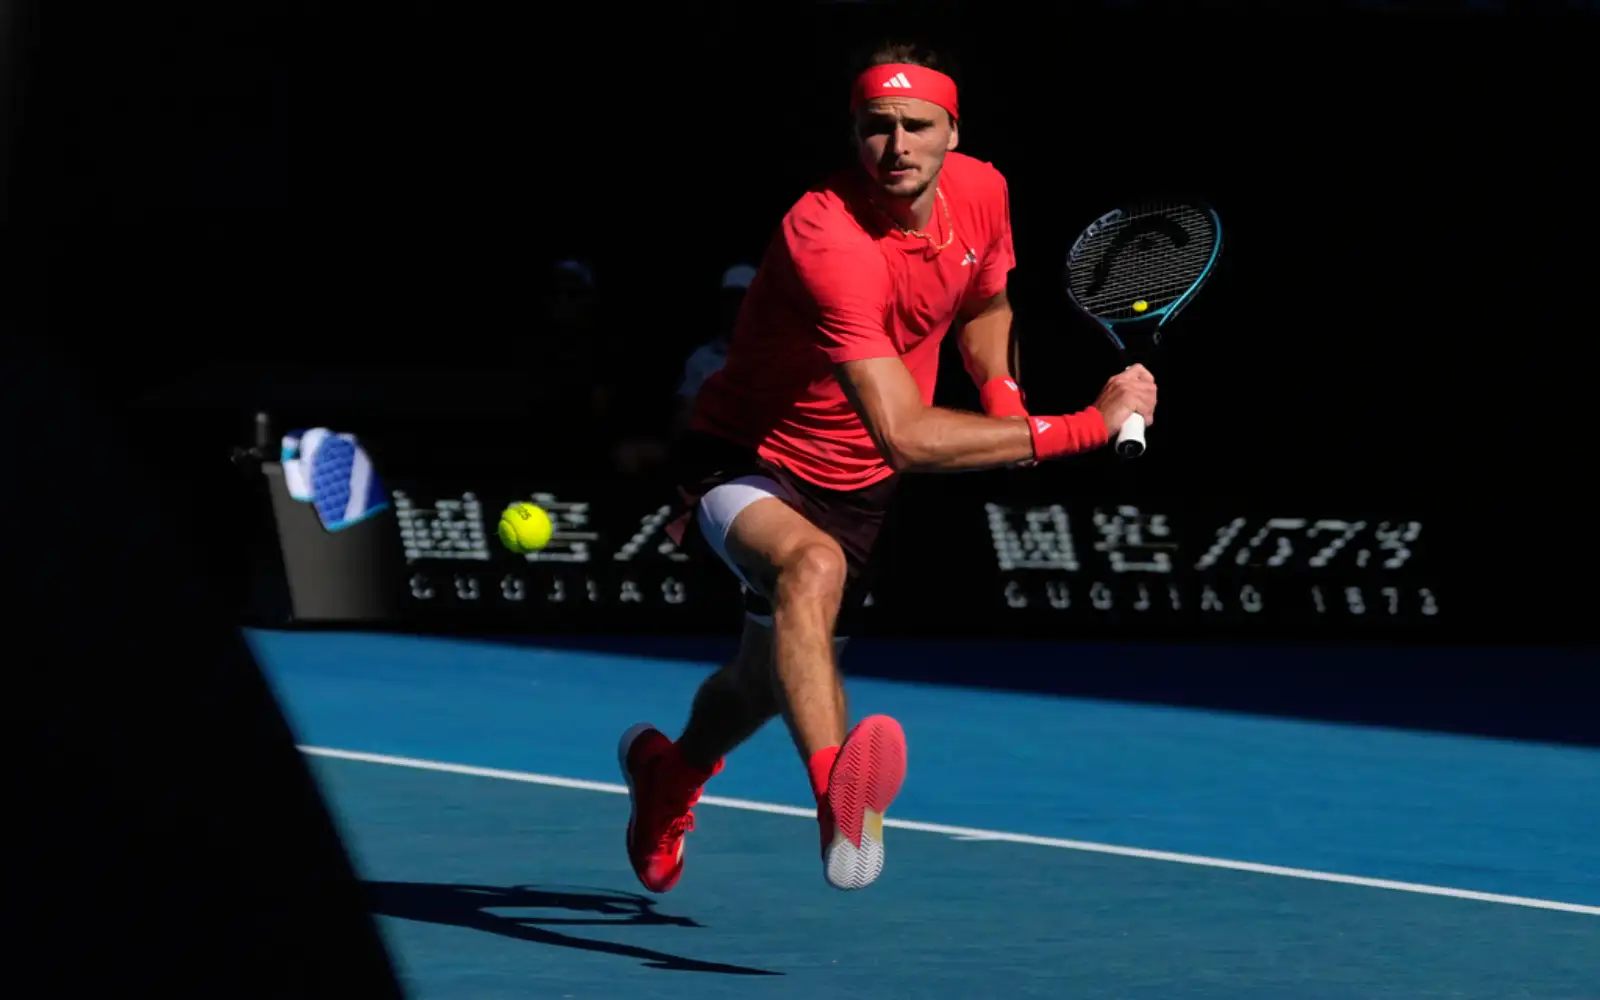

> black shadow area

[{"left": 366, "top": 881, "right": 781, "bottom": 977}]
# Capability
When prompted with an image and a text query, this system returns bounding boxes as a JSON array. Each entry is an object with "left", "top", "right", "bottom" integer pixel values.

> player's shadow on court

[{"left": 364, "top": 881, "right": 781, "bottom": 976}]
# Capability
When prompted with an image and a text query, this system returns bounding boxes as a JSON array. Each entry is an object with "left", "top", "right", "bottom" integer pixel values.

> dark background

[
  {"left": 7, "top": 10, "right": 1596, "bottom": 991},
  {"left": 19, "top": 1, "right": 1599, "bottom": 644}
]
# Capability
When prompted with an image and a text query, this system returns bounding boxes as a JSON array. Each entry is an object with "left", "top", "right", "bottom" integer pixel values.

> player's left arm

[
  {"left": 958, "top": 167, "right": 1027, "bottom": 419},
  {"left": 957, "top": 289, "right": 1016, "bottom": 388}
]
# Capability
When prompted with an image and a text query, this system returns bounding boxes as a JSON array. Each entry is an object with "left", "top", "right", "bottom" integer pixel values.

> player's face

[{"left": 854, "top": 97, "right": 958, "bottom": 200}]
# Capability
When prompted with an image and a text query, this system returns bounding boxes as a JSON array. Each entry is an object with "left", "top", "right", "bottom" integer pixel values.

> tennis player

[{"left": 621, "top": 43, "right": 1157, "bottom": 893}]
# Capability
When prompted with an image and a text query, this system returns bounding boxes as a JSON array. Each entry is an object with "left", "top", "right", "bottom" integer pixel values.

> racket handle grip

[{"left": 1115, "top": 412, "right": 1147, "bottom": 457}]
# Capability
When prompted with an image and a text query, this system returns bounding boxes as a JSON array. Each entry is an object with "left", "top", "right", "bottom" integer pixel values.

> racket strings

[
  {"left": 1068, "top": 205, "right": 1216, "bottom": 319},
  {"left": 1073, "top": 236, "right": 1210, "bottom": 306},
  {"left": 1080, "top": 252, "right": 1199, "bottom": 308},
  {"left": 1073, "top": 245, "right": 1211, "bottom": 308}
]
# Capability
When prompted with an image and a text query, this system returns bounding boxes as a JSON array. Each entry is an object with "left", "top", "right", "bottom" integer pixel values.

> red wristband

[
  {"left": 978, "top": 376, "right": 1028, "bottom": 418},
  {"left": 1027, "top": 408, "right": 1109, "bottom": 460}
]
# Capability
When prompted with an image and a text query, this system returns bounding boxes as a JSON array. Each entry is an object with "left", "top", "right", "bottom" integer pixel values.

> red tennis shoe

[
  {"left": 818, "top": 714, "right": 907, "bottom": 890},
  {"left": 618, "top": 723, "right": 720, "bottom": 893}
]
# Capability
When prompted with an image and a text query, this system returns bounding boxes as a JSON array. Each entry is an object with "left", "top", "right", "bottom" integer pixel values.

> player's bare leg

[
  {"left": 723, "top": 499, "right": 908, "bottom": 890},
  {"left": 721, "top": 499, "right": 850, "bottom": 759},
  {"left": 674, "top": 618, "right": 780, "bottom": 772},
  {"left": 620, "top": 497, "right": 906, "bottom": 892},
  {"left": 620, "top": 577, "right": 784, "bottom": 893}
]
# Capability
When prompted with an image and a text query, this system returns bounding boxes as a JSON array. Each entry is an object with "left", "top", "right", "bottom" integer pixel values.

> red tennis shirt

[{"left": 689, "top": 151, "right": 1016, "bottom": 491}]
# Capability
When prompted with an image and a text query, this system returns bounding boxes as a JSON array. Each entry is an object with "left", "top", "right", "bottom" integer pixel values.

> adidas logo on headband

[{"left": 881, "top": 72, "right": 913, "bottom": 89}]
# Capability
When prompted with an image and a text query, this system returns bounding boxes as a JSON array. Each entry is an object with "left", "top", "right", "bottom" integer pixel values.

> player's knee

[{"left": 775, "top": 539, "right": 847, "bottom": 605}]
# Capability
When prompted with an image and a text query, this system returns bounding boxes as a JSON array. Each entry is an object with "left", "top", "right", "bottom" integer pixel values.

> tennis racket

[{"left": 1064, "top": 201, "right": 1223, "bottom": 457}]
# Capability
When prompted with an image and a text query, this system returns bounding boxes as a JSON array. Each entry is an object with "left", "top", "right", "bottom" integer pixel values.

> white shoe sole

[{"left": 822, "top": 715, "right": 907, "bottom": 891}]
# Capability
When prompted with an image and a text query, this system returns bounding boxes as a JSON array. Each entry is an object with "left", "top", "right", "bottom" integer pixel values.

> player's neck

[{"left": 881, "top": 184, "right": 938, "bottom": 232}]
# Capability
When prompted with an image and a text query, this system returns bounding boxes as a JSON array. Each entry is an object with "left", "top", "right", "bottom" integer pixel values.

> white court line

[{"left": 301, "top": 745, "right": 1600, "bottom": 918}]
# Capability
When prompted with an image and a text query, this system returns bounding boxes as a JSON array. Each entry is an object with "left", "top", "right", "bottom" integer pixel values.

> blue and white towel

[{"left": 280, "top": 427, "right": 389, "bottom": 532}]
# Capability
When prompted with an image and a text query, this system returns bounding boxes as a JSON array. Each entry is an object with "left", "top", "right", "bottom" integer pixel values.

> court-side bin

[{"left": 262, "top": 457, "right": 404, "bottom": 624}]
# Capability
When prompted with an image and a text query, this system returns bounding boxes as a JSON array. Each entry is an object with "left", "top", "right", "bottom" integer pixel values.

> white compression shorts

[
  {"left": 695, "top": 474, "right": 793, "bottom": 626},
  {"left": 694, "top": 474, "right": 852, "bottom": 653}
]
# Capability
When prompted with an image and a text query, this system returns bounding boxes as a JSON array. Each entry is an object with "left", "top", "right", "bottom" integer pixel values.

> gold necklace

[{"left": 879, "top": 187, "right": 956, "bottom": 254}]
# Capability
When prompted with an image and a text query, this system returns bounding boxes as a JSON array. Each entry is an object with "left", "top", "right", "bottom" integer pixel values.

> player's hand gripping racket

[{"left": 1064, "top": 202, "right": 1223, "bottom": 457}]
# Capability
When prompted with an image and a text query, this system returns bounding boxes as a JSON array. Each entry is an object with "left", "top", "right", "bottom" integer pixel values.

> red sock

[{"left": 807, "top": 746, "right": 840, "bottom": 802}]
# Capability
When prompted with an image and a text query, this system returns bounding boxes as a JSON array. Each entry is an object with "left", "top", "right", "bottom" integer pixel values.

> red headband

[{"left": 850, "top": 63, "right": 959, "bottom": 122}]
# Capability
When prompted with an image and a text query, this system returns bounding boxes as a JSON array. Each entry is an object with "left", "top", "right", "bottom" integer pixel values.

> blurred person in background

[
  {"left": 524, "top": 257, "right": 609, "bottom": 475},
  {"left": 522, "top": 259, "right": 634, "bottom": 474},
  {"left": 672, "top": 263, "right": 757, "bottom": 435},
  {"left": 542, "top": 258, "right": 610, "bottom": 417},
  {"left": 537, "top": 257, "right": 674, "bottom": 478}
]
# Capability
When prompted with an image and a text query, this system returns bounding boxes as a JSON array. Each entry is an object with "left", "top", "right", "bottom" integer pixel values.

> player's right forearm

[{"left": 884, "top": 406, "right": 1106, "bottom": 473}]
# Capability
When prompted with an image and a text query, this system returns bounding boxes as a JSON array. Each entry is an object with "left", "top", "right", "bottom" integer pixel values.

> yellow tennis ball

[
  {"left": 1132, "top": 299, "right": 1149, "bottom": 313},
  {"left": 498, "top": 502, "right": 552, "bottom": 554}
]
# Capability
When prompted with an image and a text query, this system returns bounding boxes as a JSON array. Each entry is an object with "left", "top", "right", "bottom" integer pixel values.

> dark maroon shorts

[{"left": 665, "top": 430, "right": 898, "bottom": 635}]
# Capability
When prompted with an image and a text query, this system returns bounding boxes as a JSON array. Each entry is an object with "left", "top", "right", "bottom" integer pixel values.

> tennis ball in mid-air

[
  {"left": 498, "top": 502, "right": 552, "bottom": 554},
  {"left": 1132, "top": 299, "right": 1149, "bottom": 313}
]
